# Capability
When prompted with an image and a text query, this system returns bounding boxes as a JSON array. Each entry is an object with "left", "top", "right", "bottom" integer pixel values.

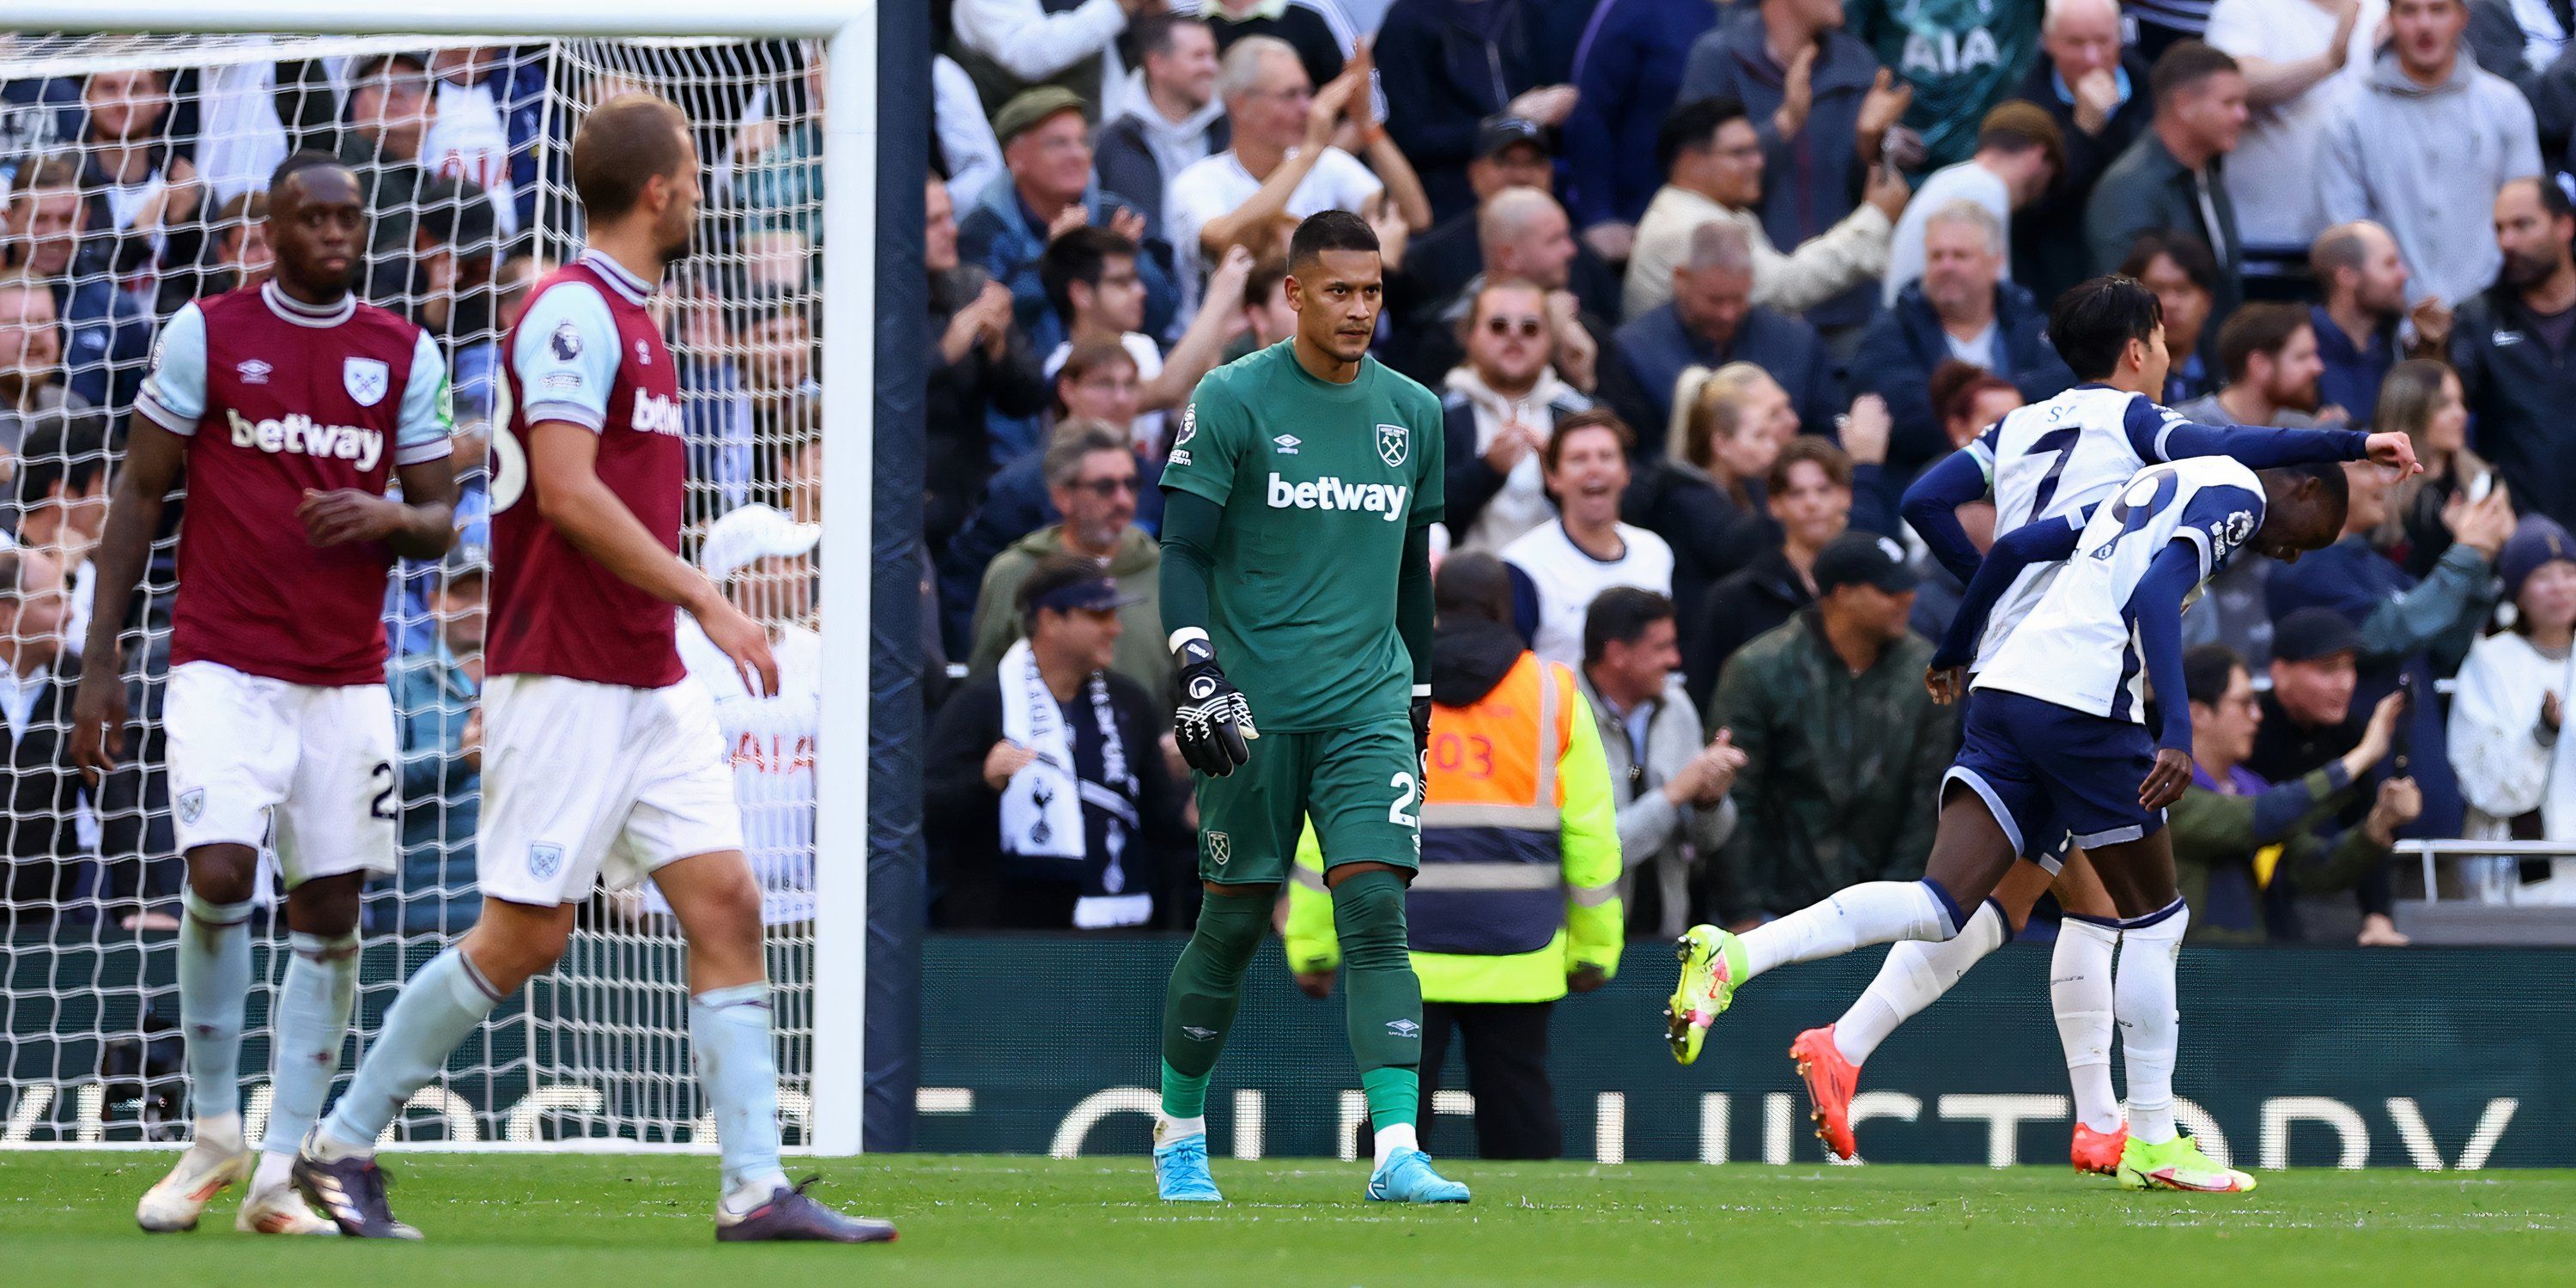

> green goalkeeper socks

[
  {"left": 1158, "top": 889, "right": 1272, "bottom": 1119},
  {"left": 1331, "top": 870, "right": 1423, "bottom": 1131}
]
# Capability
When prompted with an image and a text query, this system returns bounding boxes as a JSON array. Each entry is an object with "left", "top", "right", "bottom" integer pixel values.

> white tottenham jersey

[
  {"left": 1975, "top": 456, "right": 2267, "bottom": 722},
  {"left": 652, "top": 618, "right": 821, "bottom": 925},
  {"left": 1961, "top": 385, "right": 2196, "bottom": 672}
]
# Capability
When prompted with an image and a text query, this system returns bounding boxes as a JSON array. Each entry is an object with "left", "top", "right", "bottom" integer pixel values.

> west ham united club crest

[
  {"left": 176, "top": 788, "right": 204, "bottom": 825},
  {"left": 1376, "top": 422, "right": 1407, "bottom": 468},
  {"left": 1206, "top": 831, "right": 1230, "bottom": 866},
  {"left": 343, "top": 356, "right": 391, "bottom": 408},
  {"left": 528, "top": 843, "right": 564, "bottom": 879}
]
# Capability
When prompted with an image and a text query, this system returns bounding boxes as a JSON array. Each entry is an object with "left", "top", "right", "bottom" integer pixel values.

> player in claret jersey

[
  {"left": 289, "top": 94, "right": 891, "bottom": 1245},
  {"left": 70, "top": 152, "right": 459, "bottom": 1236}
]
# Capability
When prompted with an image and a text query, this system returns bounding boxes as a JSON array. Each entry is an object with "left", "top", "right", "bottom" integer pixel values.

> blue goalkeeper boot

[
  {"left": 1153, "top": 1132, "right": 1223, "bottom": 1202},
  {"left": 1365, "top": 1147, "right": 1469, "bottom": 1204}
]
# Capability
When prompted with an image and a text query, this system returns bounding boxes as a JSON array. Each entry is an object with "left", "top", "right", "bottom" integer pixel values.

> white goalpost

[{"left": 0, "top": 1, "right": 877, "bottom": 1157}]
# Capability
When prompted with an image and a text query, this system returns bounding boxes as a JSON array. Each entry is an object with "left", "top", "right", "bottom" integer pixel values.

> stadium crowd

[{"left": 5, "top": 0, "right": 2576, "bottom": 948}]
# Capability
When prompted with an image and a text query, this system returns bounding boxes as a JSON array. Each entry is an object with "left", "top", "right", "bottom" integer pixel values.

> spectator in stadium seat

[
  {"left": 2467, "top": 0, "right": 2576, "bottom": 161},
  {"left": 2308, "top": 221, "right": 2419, "bottom": 427},
  {"left": 1503, "top": 411, "right": 1675, "bottom": 667},
  {"left": 2172, "top": 642, "right": 2419, "bottom": 940},
  {"left": 1219, "top": 252, "right": 1297, "bottom": 361},
  {"left": 1883, "top": 103, "right": 2063, "bottom": 308},
  {"left": 338, "top": 53, "right": 434, "bottom": 306},
  {"left": 421, "top": 48, "right": 540, "bottom": 240},
  {"left": 2086, "top": 41, "right": 2248, "bottom": 324},
  {"left": 1576, "top": 586, "right": 1743, "bottom": 939},
  {"left": 1189, "top": 0, "right": 1364, "bottom": 101},
  {"left": 968, "top": 421, "right": 1170, "bottom": 696},
  {"left": 1372, "top": 0, "right": 1573, "bottom": 224},
  {"left": 2451, "top": 178, "right": 2576, "bottom": 531},
  {"left": 1391, "top": 185, "right": 1629, "bottom": 401},
  {"left": 2450, "top": 515, "right": 2576, "bottom": 899},
  {"left": 1617, "top": 221, "right": 1839, "bottom": 448},
  {"left": 927, "top": 555, "right": 1190, "bottom": 931},
  {"left": 1441, "top": 278, "right": 1593, "bottom": 554},
  {"left": 1394, "top": 118, "right": 1624, "bottom": 344},
  {"left": 0, "top": 73, "right": 83, "bottom": 188},
  {"left": 2120, "top": 230, "right": 2223, "bottom": 405},
  {"left": 2321, "top": 0, "right": 2542, "bottom": 308},
  {"left": 76, "top": 67, "right": 202, "bottom": 280},
  {"left": 2010, "top": 0, "right": 2154, "bottom": 307},
  {"left": 2239, "top": 611, "right": 2418, "bottom": 942},
  {"left": 735, "top": 57, "right": 833, "bottom": 243},
  {"left": 1562, "top": 0, "right": 1726, "bottom": 258},
  {"left": 410, "top": 175, "right": 499, "bottom": 345},
  {"left": 1904, "top": 362, "right": 2021, "bottom": 642},
  {"left": 959, "top": 86, "right": 1177, "bottom": 374},
  {"left": 0, "top": 546, "right": 86, "bottom": 927},
  {"left": 1627, "top": 362, "right": 1799, "bottom": 636},
  {"left": 1704, "top": 529, "right": 1950, "bottom": 927},
  {"left": 933, "top": 54, "right": 1007, "bottom": 217},
  {"left": 2372, "top": 360, "right": 2487, "bottom": 579},
  {"left": 1682, "top": 434, "right": 1874, "bottom": 708},
  {"left": 0, "top": 273, "right": 100, "bottom": 467},
  {"left": 927, "top": 175, "right": 1049, "bottom": 562},
  {"left": 2172, "top": 301, "right": 2335, "bottom": 428},
  {"left": 1851, "top": 201, "right": 2075, "bottom": 483},
  {"left": 1676, "top": 0, "right": 1917, "bottom": 335},
  {"left": 1623, "top": 96, "right": 1904, "bottom": 329},
  {"left": 1039, "top": 228, "right": 1250, "bottom": 455},
  {"left": 3, "top": 416, "right": 112, "bottom": 656},
  {"left": 2201, "top": 0, "right": 2381, "bottom": 258},
  {"left": 386, "top": 543, "right": 484, "bottom": 937},
  {"left": 155, "top": 189, "right": 270, "bottom": 317},
  {"left": 1097, "top": 14, "right": 1230, "bottom": 235},
  {"left": 2, "top": 155, "right": 150, "bottom": 411},
  {"left": 1846, "top": 0, "right": 2040, "bottom": 172},
  {"left": 950, "top": 0, "right": 1160, "bottom": 120}
]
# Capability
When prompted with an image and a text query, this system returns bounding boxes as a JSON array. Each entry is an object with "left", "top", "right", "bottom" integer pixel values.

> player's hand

[
  {"left": 983, "top": 739, "right": 1038, "bottom": 790},
  {"left": 697, "top": 593, "right": 781, "bottom": 697},
  {"left": 1410, "top": 690, "right": 1434, "bottom": 778},
  {"left": 2362, "top": 431, "right": 2421, "bottom": 480},
  {"left": 70, "top": 662, "right": 131, "bottom": 783},
  {"left": 297, "top": 488, "right": 406, "bottom": 546},
  {"left": 2139, "top": 747, "right": 2193, "bottom": 811},
  {"left": 1294, "top": 969, "right": 1335, "bottom": 999},
  {"left": 1173, "top": 640, "right": 1257, "bottom": 775},
  {"left": 1924, "top": 665, "right": 1966, "bottom": 705},
  {"left": 1567, "top": 963, "right": 1608, "bottom": 993}
]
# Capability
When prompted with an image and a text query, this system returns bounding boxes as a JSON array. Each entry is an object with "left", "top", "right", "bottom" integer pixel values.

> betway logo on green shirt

[{"left": 1266, "top": 472, "right": 1409, "bottom": 521}]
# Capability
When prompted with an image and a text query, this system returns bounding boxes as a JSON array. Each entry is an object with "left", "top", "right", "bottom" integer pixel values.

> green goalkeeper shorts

[{"left": 1193, "top": 716, "right": 1420, "bottom": 885}]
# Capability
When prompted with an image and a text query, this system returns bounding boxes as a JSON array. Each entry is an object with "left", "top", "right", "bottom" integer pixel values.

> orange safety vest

[{"left": 1411, "top": 650, "right": 1577, "bottom": 957}]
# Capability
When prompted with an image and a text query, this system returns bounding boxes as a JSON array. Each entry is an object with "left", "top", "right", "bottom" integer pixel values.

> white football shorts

[{"left": 165, "top": 659, "right": 398, "bottom": 887}]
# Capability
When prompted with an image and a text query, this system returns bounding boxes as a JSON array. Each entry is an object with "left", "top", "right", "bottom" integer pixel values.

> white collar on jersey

[
  {"left": 259, "top": 281, "right": 355, "bottom": 328},
  {"left": 578, "top": 248, "right": 655, "bottom": 307}
]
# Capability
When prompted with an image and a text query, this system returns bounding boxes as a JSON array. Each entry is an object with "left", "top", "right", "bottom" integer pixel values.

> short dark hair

[
  {"left": 2505, "top": 173, "right": 2576, "bottom": 225},
  {"left": 14, "top": 417, "right": 112, "bottom": 511},
  {"left": 9, "top": 154, "right": 81, "bottom": 203},
  {"left": 2309, "top": 223, "right": 2371, "bottom": 289},
  {"left": 2215, "top": 301, "right": 2312, "bottom": 382},
  {"left": 2049, "top": 276, "right": 2165, "bottom": 381},
  {"left": 1767, "top": 434, "right": 1853, "bottom": 495},
  {"left": 1434, "top": 551, "right": 1514, "bottom": 628},
  {"left": 268, "top": 149, "right": 352, "bottom": 200},
  {"left": 2264, "top": 458, "right": 2352, "bottom": 523},
  {"left": 2118, "top": 229, "right": 2221, "bottom": 292},
  {"left": 1242, "top": 255, "right": 1289, "bottom": 312},
  {"left": 1542, "top": 409, "right": 1636, "bottom": 472},
  {"left": 573, "top": 92, "right": 692, "bottom": 222},
  {"left": 1039, "top": 225, "right": 1140, "bottom": 323},
  {"left": 1132, "top": 11, "right": 1207, "bottom": 60},
  {"left": 2183, "top": 643, "right": 2245, "bottom": 708},
  {"left": 2149, "top": 39, "right": 2239, "bottom": 109},
  {"left": 1287, "top": 210, "right": 1378, "bottom": 271},
  {"left": 0, "top": 550, "right": 21, "bottom": 602},
  {"left": 1656, "top": 97, "right": 1747, "bottom": 177},
  {"left": 1017, "top": 553, "right": 1107, "bottom": 632},
  {"left": 1930, "top": 360, "right": 2020, "bottom": 430},
  {"left": 1583, "top": 587, "right": 1675, "bottom": 665},
  {"left": 1977, "top": 100, "right": 2063, "bottom": 176}
]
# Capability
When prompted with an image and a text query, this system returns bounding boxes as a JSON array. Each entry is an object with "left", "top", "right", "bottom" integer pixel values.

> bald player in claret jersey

[
  {"left": 70, "top": 151, "right": 459, "bottom": 1237},
  {"left": 290, "top": 94, "right": 893, "bottom": 1245}
]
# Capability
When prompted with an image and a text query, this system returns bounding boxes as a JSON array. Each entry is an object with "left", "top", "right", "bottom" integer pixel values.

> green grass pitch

[{"left": 4, "top": 1152, "right": 2571, "bottom": 1286}]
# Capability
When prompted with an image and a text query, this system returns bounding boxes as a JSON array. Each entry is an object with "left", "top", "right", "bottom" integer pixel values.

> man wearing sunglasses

[{"left": 968, "top": 421, "right": 1170, "bottom": 696}]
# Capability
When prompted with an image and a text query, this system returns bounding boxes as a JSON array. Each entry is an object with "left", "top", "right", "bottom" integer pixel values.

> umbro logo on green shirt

[{"left": 1266, "top": 472, "right": 1410, "bottom": 520}]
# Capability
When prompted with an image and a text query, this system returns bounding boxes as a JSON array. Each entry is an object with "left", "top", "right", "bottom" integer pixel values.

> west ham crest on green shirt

[{"left": 1376, "top": 422, "right": 1406, "bottom": 468}]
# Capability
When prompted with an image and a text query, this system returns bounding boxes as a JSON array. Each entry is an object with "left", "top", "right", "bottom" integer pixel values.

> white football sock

[
  {"left": 1833, "top": 900, "right": 2007, "bottom": 1066},
  {"left": 1742, "top": 881, "right": 1959, "bottom": 981},
  {"left": 1372, "top": 1121, "right": 1419, "bottom": 1170},
  {"left": 1153, "top": 1112, "right": 1206, "bottom": 1145},
  {"left": 261, "top": 930, "right": 361, "bottom": 1163},
  {"left": 316, "top": 946, "right": 506, "bottom": 1155},
  {"left": 179, "top": 890, "right": 255, "bottom": 1127},
  {"left": 2052, "top": 916, "right": 2124, "bottom": 1134},
  {"left": 2113, "top": 900, "right": 2190, "bottom": 1145}
]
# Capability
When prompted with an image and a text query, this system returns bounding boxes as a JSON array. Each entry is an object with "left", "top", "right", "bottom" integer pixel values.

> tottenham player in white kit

[
  {"left": 289, "top": 95, "right": 891, "bottom": 1243},
  {"left": 1665, "top": 277, "right": 2413, "bottom": 1190},
  {"left": 71, "top": 155, "right": 459, "bottom": 1235},
  {"left": 1754, "top": 276, "right": 2421, "bottom": 1170}
]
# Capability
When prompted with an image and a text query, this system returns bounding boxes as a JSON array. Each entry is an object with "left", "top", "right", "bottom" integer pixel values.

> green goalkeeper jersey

[{"left": 1158, "top": 341, "right": 1444, "bottom": 733}]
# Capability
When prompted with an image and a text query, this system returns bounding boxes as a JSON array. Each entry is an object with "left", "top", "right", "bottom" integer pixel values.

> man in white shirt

[
  {"left": 952, "top": 0, "right": 1162, "bottom": 122},
  {"left": 1502, "top": 411, "right": 1674, "bottom": 666},
  {"left": 2203, "top": 0, "right": 2381, "bottom": 253},
  {"left": 1884, "top": 103, "right": 2063, "bottom": 307},
  {"left": 420, "top": 48, "right": 519, "bottom": 238}
]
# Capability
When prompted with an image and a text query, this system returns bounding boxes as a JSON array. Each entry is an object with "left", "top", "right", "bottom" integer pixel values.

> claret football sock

[
  {"left": 179, "top": 889, "right": 256, "bottom": 1129},
  {"left": 1742, "top": 879, "right": 1960, "bottom": 981},
  {"left": 1834, "top": 898, "right": 2009, "bottom": 1066},
  {"left": 1157, "top": 889, "right": 1271, "bottom": 1131},
  {"left": 1331, "top": 871, "right": 1424, "bottom": 1166},
  {"left": 261, "top": 929, "right": 361, "bottom": 1165},
  {"left": 2114, "top": 899, "right": 2190, "bottom": 1145},
  {"left": 316, "top": 945, "right": 506, "bottom": 1154},
  {"left": 2053, "top": 914, "right": 2124, "bottom": 1134}
]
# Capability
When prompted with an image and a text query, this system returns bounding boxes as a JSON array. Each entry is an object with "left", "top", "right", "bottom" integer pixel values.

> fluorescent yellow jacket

[{"left": 1283, "top": 651, "right": 1623, "bottom": 1003}]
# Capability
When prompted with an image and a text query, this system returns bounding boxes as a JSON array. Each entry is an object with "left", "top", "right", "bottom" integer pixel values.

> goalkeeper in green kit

[{"left": 1148, "top": 210, "right": 1461, "bottom": 1205}]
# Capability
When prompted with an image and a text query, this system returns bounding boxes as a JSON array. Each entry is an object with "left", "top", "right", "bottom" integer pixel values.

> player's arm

[
  {"left": 1899, "top": 442, "right": 1993, "bottom": 586},
  {"left": 301, "top": 330, "right": 460, "bottom": 557},
  {"left": 1926, "top": 509, "right": 2084, "bottom": 692},
  {"left": 1399, "top": 522, "right": 1434, "bottom": 762},
  {"left": 68, "top": 417, "right": 186, "bottom": 779},
  {"left": 2124, "top": 540, "right": 2207, "bottom": 810},
  {"left": 1160, "top": 386, "right": 1257, "bottom": 776},
  {"left": 2123, "top": 397, "right": 2417, "bottom": 475}
]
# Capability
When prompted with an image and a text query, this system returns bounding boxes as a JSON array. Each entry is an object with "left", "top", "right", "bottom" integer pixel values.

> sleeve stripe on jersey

[
  {"left": 521, "top": 400, "right": 607, "bottom": 433},
  {"left": 135, "top": 389, "right": 197, "bottom": 435},
  {"left": 394, "top": 439, "right": 456, "bottom": 465},
  {"left": 2172, "top": 526, "right": 2218, "bottom": 580}
]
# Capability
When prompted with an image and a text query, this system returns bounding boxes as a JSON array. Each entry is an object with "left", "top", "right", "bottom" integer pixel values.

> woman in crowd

[
  {"left": 2373, "top": 360, "right": 2492, "bottom": 579},
  {"left": 1932, "top": 359, "right": 2024, "bottom": 453},
  {"left": 1623, "top": 362, "right": 1795, "bottom": 634},
  {"left": 2451, "top": 516, "right": 2576, "bottom": 903}
]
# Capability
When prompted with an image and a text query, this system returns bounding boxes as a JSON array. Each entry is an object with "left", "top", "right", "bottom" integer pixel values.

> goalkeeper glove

[{"left": 1173, "top": 634, "right": 1256, "bottom": 776}]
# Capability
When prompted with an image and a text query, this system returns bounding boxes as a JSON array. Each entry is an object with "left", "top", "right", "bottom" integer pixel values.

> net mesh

[{"left": 0, "top": 32, "right": 828, "bottom": 1147}]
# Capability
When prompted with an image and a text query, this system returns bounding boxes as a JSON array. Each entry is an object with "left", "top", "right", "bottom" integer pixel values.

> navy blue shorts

[{"left": 1946, "top": 690, "right": 2165, "bottom": 861}]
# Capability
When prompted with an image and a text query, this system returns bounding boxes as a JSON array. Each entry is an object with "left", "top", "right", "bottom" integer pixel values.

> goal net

[{"left": 0, "top": 30, "right": 838, "bottom": 1148}]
